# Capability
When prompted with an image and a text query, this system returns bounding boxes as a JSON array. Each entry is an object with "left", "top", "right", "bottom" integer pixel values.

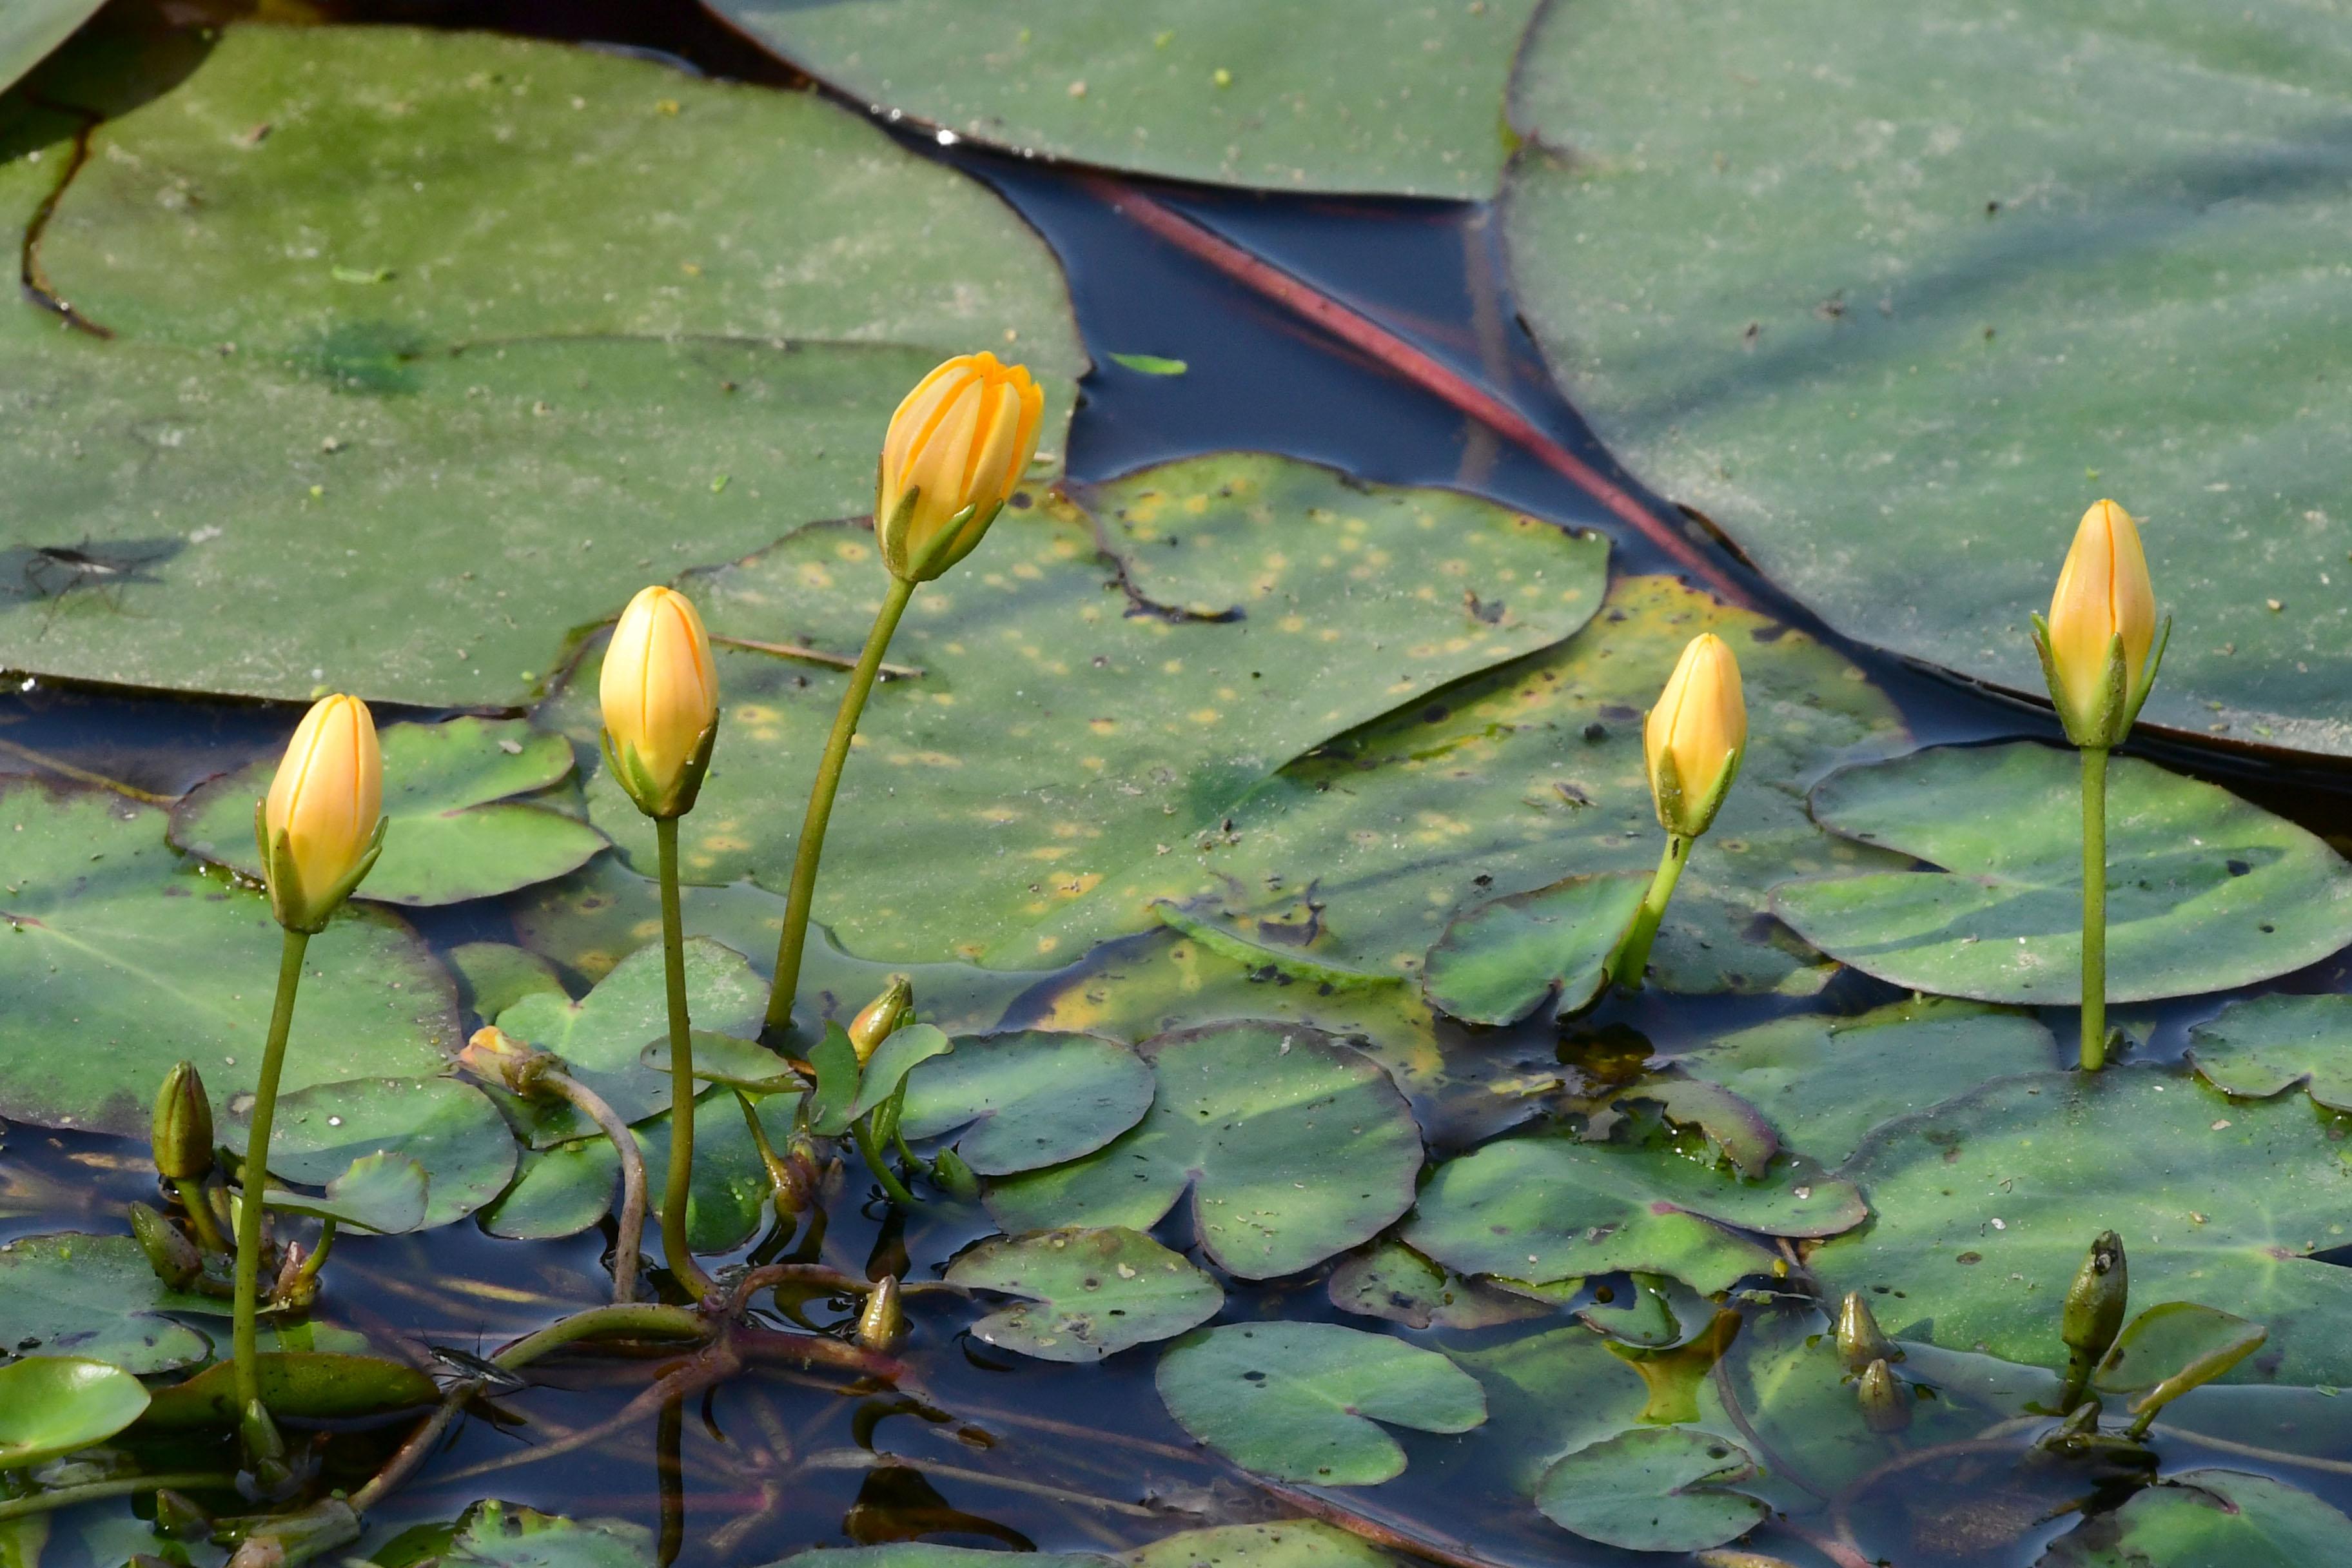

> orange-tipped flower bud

[
  {"left": 600, "top": 586, "right": 720, "bottom": 819},
  {"left": 1643, "top": 633, "right": 1747, "bottom": 839},
  {"left": 876, "top": 353, "right": 1044, "bottom": 582},
  {"left": 847, "top": 975, "right": 914, "bottom": 1066},
  {"left": 260, "top": 694, "right": 384, "bottom": 932},
  {"left": 2041, "top": 500, "right": 2160, "bottom": 747}
]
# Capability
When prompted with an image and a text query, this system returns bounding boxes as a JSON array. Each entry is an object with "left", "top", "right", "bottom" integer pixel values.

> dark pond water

[{"left": 8, "top": 3, "right": 2352, "bottom": 1565}]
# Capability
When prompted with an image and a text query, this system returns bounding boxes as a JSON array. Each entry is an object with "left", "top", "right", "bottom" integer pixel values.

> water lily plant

[{"left": 1609, "top": 631, "right": 1747, "bottom": 989}]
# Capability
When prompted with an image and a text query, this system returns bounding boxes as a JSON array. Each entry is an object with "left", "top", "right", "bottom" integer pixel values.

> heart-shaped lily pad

[
  {"left": 1774, "top": 743, "right": 2352, "bottom": 1003},
  {"left": 1404, "top": 1128, "right": 1865, "bottom": 1295},
  {"left": 1534, "top": 1426, "right": 1766, "bottom": 1553},
  {"left": 0, "top": 779, "right": 456, "bottom": 1135},
  {"left": 171, "top": 718, "right": 605, "bottom": 906},
  {"left": 1154, "top": 1322, "right": 1486, "bottom": 1485},
  {"left": 1421, "top": 871, "right": 1649, "bottom": 1026},
  {"left": 370, "top": 1500, "right": 654, "bottom": 1568},
  {"left": 0, "top": 1357, "right": 149, "bottom": 1467},
  {"left": 1811, "top": 1068, "right": 2352, "bottom": 1385},
  {"left": 226, "top": 1076, "right": 518, "bottom": 1231},
  {"left": 948, "top": 1227, "right": 1222, "bottom": 1362},
  {"left": 479, "top": 1137, "right": 619, "bottom": 1242},
  {"left": 264, "top": 1150, "right": 431, "bottom": 1235},
  {"left": 2039, "top": 1470, "right": 2352, "bottom": 1568},
  {"left": 2188, "top": 994, "right": 2352, "bottom": 1113},
  {"left": 0, "top": 1233, "right": 213, "bottom": 1375},
  {"left": 985, "top": 1023, "right": 1424, "bottom": 1280},
  {"left": 899, "top": 1032, "right": 1154, "bottom": 1175}
]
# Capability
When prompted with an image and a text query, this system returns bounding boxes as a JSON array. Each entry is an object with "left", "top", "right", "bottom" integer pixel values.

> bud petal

[
  {"left": 459, "top": 1025, "right": 553, "bottom": 1097},
  {"left": 1643, "top": 633, "right": 1747, "bottom": 838},
  {"left": 1856, "top": 1358, "right": 1911, "bottom": 1435},
  {"left": 848, "top": 975, "right": 914, "bottom": 1066},
  {"left": 2044, "top": 500, "right": 2157, "bottom": 741},
  {"left": 262, "top": 694, "right": 383, "bottom": 930},
  {"left": 2063, "top": 1230, "right": 2130, "bottom": 1362},
  {"left": 1835, "top": 1291, "right": 1898, "bottom": 1374},
  {"left": 600, "top": 587, "right": 720, "bottom": 818},
  {"left": 152, "top": 1061, "right": 215, "bottom": 1182},
  {"left": 876, "top": 353, "right": 1044, "bottom": 582},
  {"left": 856, "top": 1274, "right": 906, "bottom": 1351}
]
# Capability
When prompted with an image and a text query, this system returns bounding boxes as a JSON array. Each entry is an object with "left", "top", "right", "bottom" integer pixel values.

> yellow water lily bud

[
  {"left": 848, "top": 975, "right": 914, "bottom": 1066},
  {"left": 152, "top": 1061, "right": 215, "bottom": 1182},
  {"left": 1643, "top": 633, "right": 1747, "bottom": 839},
  {"left": 2039, "top": 500, "right": 2161, "bottom": 747},
  {"left": 876, "top": 352, "right": 1044, "bottom": 582},
  {"left": 259, "top": 694, "right": 385, "bottom": 933},
  {"left": 600, "top": 585, "right": 720, "bottom": 819}
]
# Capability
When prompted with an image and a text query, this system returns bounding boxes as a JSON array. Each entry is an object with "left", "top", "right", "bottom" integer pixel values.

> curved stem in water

[
  {"left": 544, "top": 1065, "right": 649, "bottom": 1304},
  {"left": 232, "top": 927, "right": 310, "bottom": 1429}
]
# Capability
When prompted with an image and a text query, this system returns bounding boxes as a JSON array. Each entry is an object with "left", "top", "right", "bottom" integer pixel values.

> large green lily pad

[
  {"left": 0, "top": 1357, "right": 149, "bottom": 1467},
  {"left": 707, "top": 0, "right": 1542, "bottom": 198},
  {"left": 946, "top": 1226, "right": 1222, "bottom": 1362},
  {"left": 372, "top": 1500, "right": 654, "bottom": 1568},
  {"left": 1, "top": 23, "right": 1079, "bottom": 708},
  {"left": 2040, "top": 1470, "right": 2352, "bottom": 1567},
  {"left": 479, "top": 1137, "right": 619, "bottom": 1242},
  {"left": 0, "top": 0, "right": 101, "bottom": 94},
  {"left": 2188, "top": 993, "right": 2352, "bottom": 1113},
  {"left": 1404, "top": 1127, "right": 1865, "bottom": 1295},
  {"left": 899, "top": 1031, "right": 1153, "bottom": 1175},
  {"left": 0, "top": 779, "right": 456, "bottom": 1135},
  {"left": 1812, "top": 1068, "right": 2352, "bottom": 1385},
  {"left": 224, "top": 1075, "right": 518, "bottom": 1230},
  {"left": 1025, "top": 574, "right": 1910, "bottom": 995},
  {"left": 1504, "top": 0, "right": 2352, "bottom": 757},
  {"left": 0, "top": 1233, "right": 213, "bottom": 1375},
  {"left": 1773, "top": 744, "right": 2352, "bottom": 1004},
  {"left": 554, "top": 454, "right": 1607, "bottom": 966},
  {"left": 985, "top": 1022, "right": 1423, "bottom": 1279},
  {"left": 1533, "top": 1426, "right": 1765, "bottom": 1553},
  {"left": 171, "top": 718, "right": 605, "bottom": 906},
  {"left": 1154, "top": 1322, "right": 1486, "bottom": 1485}
]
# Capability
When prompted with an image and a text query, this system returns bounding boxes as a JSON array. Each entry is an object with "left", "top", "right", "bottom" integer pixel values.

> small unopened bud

[
  {"left": 460, "top": 1025, "right": 553, "bottom": 1097},
  {"left": 856, "top": 1274, "right": 906, "bottom": 1351},
  {"left": 152, "top": 1489, "right": 213, "bottom": 1542},
  {"left": 130, "top": 1201, "right": 202, "bottom": 1288},
  {"left": 932, "top": 1146, "right": 980, "bottom": 1202},
  {"left": 152, "top": 1061, "right": 215, "bottom": 1182},
  {"left": 2063, "top": 1231, "right": 2129, "bottom": 1362},
  {"left": 1856, "top": 1358, "right": 1910, "bottom": 1435},
  {"left": 848, "top": 976, "right": 914, "bottom": 1066},
  {"left": 1835, "top": 1291, "right": 1897, "bottom": 1374},
  {"left": 241, "top": 1396, "right": 287, "bottom": 1469}
]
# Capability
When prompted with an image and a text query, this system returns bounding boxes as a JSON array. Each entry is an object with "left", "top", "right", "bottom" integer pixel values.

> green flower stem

[
  {"left": 0, "top": 1473, "right": 233, "bottom": 1523},
  {"left": 1608, "top": 833, "right": 1692, "bottom": 991},
  {"left": 291, "top": 1219, "right": 336, "bottom": 1286},
  {"left": 653, "top": 817, "right": 712, "bottom": 1303},
  {"left": 175, "top": 1176, "right": 228, "bottom": 1253},
  {"left": 2080, "top": 745, "right": 2110, "bottom": 1072},
  {"left": 232, "top": 926, "right": 310, "bottom": 1430},
  {"left": 852, "top": 1114, "right": 921, "bottom": 1208},
  {"left": 765, "top": 572, "right": 922, "bottom": 1035},
  {"left": 493, "top": 1302, "right": 709, "bottom": 1371}
]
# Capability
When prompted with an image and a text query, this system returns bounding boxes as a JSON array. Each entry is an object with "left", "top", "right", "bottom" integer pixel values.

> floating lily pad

[
  {"left": 1811, "top": 1068, "right": 2352, "bottom": 1384},
  {"left": 899, "top": 1031, "right": 1153, "bottom": 1175},
  {"left": 492, "top": 937, "right": 767, "bottom": 1144},
  {"left": 139, "top": 1351, "right": 438, "bottom": 1429},
  {"left": 1404, "top": 1128, "right": 1864, "bottom": 1295},
  {"left": 1534, "top": 1426, "right": 1765, "bottom": 1553},
  {"left": 1504, "top": 0, "right": 2352, "bottom": 758},
  {"left": 2, "top": 24, "right": 1079, "bottom": 708},
  {"left": 707, "top": 0, "right": 1542, "bottom": 199},
  {"left": 779, "top": 1551, "right": 1106, "bottom": 1568},
  {"left": 1617, "top": 1079, "right": 1778, "bottom": 1181},
  {"left": 0, "top": 1233, "right": 213, "bottom": 1375},
  {"left": 264, "top": 1150, "right": 431, "bottom": 1235},
  {"left": 1421, "top": 871, "right": 1649, "bottom": 1026},
  {"left": 225, "top": 1075, "right": 517, "bottom": 1231},
  {"left": 0, "top": 0, "right": 101, "bottom": 93},
  {"left": 0, "top": 1358, "right": 149, "bottom": 1467},
  {"left": 446, "top": 942, "right": 569, "bottom": 1024},
  {"left": 642, "top": 1031, "right": 799, "bottom": 1093},
  {"left": 2188, "top": 994, "right": 2352, "bottom": 1113},
  {"left": 479, "top": 1138, "right": 618, "bottom": 1242},
  {"left": 986, "top": 1023, "right": 1423, "bottom": 1280},
  {"left": 371, "top": 1500, "right": 654, "bottom": 1568},
  {"left": 1125, "top": 1524, "right": 1395, "bottom": 1567},
  {"left": 1776, "top": 745, "right": 2352, "bottom": 1004},
  {"left": 1028, "top": 574, "right": 1909, "bottom": 996},
  {"left": 1671, "top": 997, "right": 2058, "bottom": 1167},
  {"left": 555, "top": 454, "right": 1607, "bottom": 967},
  {"left": 846, "top": 1024, "right": 954, "bottom": 1124},
  {"left": 1326, "top": 1241, "right": 1550, "bottom": 1333},
  {"left": 947, "top": 1227, "right": 1222, "bottom": 1362},
  {"left": 171, "top": 718, "right": 605, "bottom": 906},
  {"left": 2039, "top": 1470, "right": 2352, "bottom": 1568},
  {"left": 1155, "top": 1322, "right": 1486, "bottom": 1485},
  {"left": 2096, "top": 1302, "right": 2267, "bottom": 1418},
  {"left": 0, "top": 780, "right": 456, "bottom": 1135}
]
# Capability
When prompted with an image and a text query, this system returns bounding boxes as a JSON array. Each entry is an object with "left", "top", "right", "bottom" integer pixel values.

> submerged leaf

[
  {"left": 140, "top": 1352, "right": 438, "bottom": 1429},
  {"left": 1421, "top": 871, "right": 1649, "bottom": 1026},
  {"left": 2188, "top": 994, "right": 2352, "bottom": 1113}
]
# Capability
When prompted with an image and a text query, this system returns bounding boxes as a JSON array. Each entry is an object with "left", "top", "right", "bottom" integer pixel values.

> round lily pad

[
  {"left": 371, "top": 1500, "right": 654, "bottom": 1568},
  {"left": 1810, "top": 1068, "right": 2352, "bottom": 1385},
  {"left": 1502, "top": 0, "right": 2352, "bottom": 757},
  {"left": 947, "top": 1227, "right": 1222, "bottom": 1362},
  {"left": 1126, "top": 1524, "right": 1395, "bottom": 1567},
  {"left": 479, "top": 1137, "right": 619, "bottom": 1242},
  {"left": 0, "top": 1233, "right": 213, "bottom": 1375},
  {"left": 2041, "top": 1470, "right": 2352, "bottom": 1568},
  {"left": 1421, "top": 870, "right": 1650, "bottom": 1026},
  {"left": 985, "top": 1022, "right": 1424, "bottom": 1280},
  {"left": 0, "top": 779, "right": 457, "bottom": 1135},
  {"left": 1534, "top": 1426, "right": 1765, "bottom": 1553},
  {"left": 1774, "top": 743, "right": 2352, "bottom": 1004},
  {"left": 171, "top": 718, "right": 605, "bottom": 906},
  {"left": 225, "top": 1075, "right": 518, "bottom": 1231},
  {"left": 899, "top": 1031, "right": 1154, "bottom": 1175},
  {"left": 2188, "top": 993, "right": 2352, "bottom": 1113},
  {"left": 1154, "top": 1322, "right": 1487, "bottom": 1485},
  {"left": 0, "top": 1357, "right": 150, "bottom": 1468}
]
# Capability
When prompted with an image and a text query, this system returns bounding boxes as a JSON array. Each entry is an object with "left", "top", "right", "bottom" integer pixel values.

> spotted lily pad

[
  {"left": 0, "top": 779, "right": 457, "bottom": 1135},
  {"left": 1420, "top": 871, "right": 1649, "bottom": 1026},
  {"left": 899, "top": 1031, "right": 1154, "bottom": 1175},
  {"left": 2188, "top": 994, "right": 2352, "bottom": 1113},
  {"left": 2039, "top": 1470, "right": 2352, "bottom": 1567},
  {"left": 985, "top": 1023, "right": 1423, "bottom": 1279},
  {"left": 555, "top": 454, "right": 1605, "bottom": 969},
  {"left": 170, "top": 718, "right": 605, "bottom": 906},
  {"left": 1811, "top": 1068, "right": 2352, "bottom": 1385},
  {"left": 707, "top": 0, "right": 1543, "bottom": 198},
  {"left": 1534, "top": 1426, "right": 1766, "bottom": 1553},
  {"left": 1, "top": 23, "right": 1079, "bottom": 708},
  {"left": 0, "top": 1358, "right": 149, "bottom": 1467},
  {"left": 226, "top": 1076, "right": 518, "bottom": 1231},
  {"left": 947, "top": 1227, "right": 1222, "bottom": 1362},
  {"left": 0, "top": 1233, "right": 213, "bottom": 1375},
  {"left": 370, "top": 1500, "right": 654, "bottom": 1568},
  {"left": 1155, "top": 1322, "right": 1486, "bottom": 1485},
  {"left": 1776, "top": 744, "right": 2352, "bottom": 1003}
]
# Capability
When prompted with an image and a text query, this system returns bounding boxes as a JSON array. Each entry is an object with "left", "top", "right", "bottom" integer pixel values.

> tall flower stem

[
  {"left": 2079, "top": 745, "right": 2110, "bottom": 1072},
  {"left": 765, "top": 574, "right": 919, "bottom": 1034},
  {"left": 654, "top": 818, "right": 712, "bottom": 1302},
  {"left": 1608, "top": 834, "right": 1691, "bottom": 992},
  {"left": 232, "top": 928, "right": 311, "bottom": 1426}
]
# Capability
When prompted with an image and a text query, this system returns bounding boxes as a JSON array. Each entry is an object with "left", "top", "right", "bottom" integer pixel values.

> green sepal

[
  {"left": 601, "top": 715, "right": 719, "bottom": 821},
  {"left": 1650, "top": 742, "right": 1743, "bottom": 839},
  {"left": 255, "top": 802, "right": 387, "bottom": 933},
  {"left": 881, "top": 479, "right": 995, "bottom": 584},
  {"left": 2034, "top": 613, "right": 2166, "bottom": 749},
  {"left": 2117, "top": 614, "right": 2171, "bottom": 736}
]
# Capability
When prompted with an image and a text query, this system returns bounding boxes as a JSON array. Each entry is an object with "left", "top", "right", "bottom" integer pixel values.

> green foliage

[
  {"left": 227, "top": 1076, "right": 518, "bottom": 1231},
  {"left": 141, "top": 1352, "right": 438, "bottom": 1429},
  {"left": 2188, "top": 993, "right": 2352, "bottom": 1112},
  {"left": 0, "top": 1357, "right": 149, "bottom": 1468},
  {"left": 2039, "top": 1470, "right": 2352, "bottom": 1567},
  {"left": 1533, "top": 1426, "right": 1765, "bottom": 1553},
  {"left": 946, "top": 1227, "right": 1222, "bottom": 1362},
  {"left": 0, "top": 1233, "right": 213, "bottom": 1375},
  {"left": 0, "top": 0, "right": 101, "bottom": 93},
  {"left": 1325, "top": 1242, "right": 1549, "bottom": 1333},
  {"left": 1420, "top": 871, "right": 1648, "bottom": 1025},
  {"left": 371, "top": 1500, "right": 654, "bottom": 1568},
  {"left": 899, "top": 1031, "right": 1153, "bottom": 1175}
]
